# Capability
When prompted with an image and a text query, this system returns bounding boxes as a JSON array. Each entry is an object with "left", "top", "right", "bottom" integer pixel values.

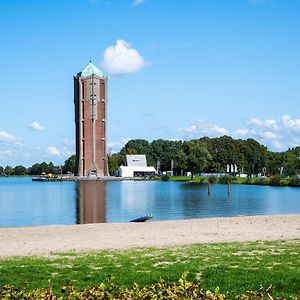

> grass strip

[{"left": 0, "top": 240, "right": 299, "bottom": 298}]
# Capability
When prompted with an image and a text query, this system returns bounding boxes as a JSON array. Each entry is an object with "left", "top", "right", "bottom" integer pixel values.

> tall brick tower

[{"left": 74, "top": 62, "right": 108, "bottom": 177}]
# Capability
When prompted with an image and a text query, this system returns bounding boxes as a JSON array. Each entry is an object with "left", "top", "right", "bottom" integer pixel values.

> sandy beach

[{"left": 0, "top": 214, "right": 299, "bottom": 258}]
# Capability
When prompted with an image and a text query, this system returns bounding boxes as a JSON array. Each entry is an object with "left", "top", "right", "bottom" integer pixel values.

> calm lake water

[{"left": 0, "top": 177, "right": 299, "bottom": 227}]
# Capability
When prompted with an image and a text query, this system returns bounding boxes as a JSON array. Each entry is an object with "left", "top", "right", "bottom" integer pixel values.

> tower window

[
  {"left": 82, "top": 82, "right": 85, "bottom": 99},
  {"left": 81, "top": 101, "right": 85, "bottom": 119}
]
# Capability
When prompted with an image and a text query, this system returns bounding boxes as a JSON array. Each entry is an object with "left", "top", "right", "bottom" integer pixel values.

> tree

[
  {"left": 14, "top": 165, "right": 27, "bottom": 176},
  {"left": 108, "top": 153, "right": 121, "bottom": 175},
  {"left": 120, "top": 139, "right": 155, "bottom": 166},
  {"left": 151, "top": 139, "right": 183, "bottom": 172},
  {"left": 0, "top": 166, "right": 4, "bottom": 176},
  {"left": 200, "top": 136, "right": 242, "bottom": 173},
  {"left": 38, "top": 162, "right": 49, "bottom": 174},
  {"left": 47, "top": 162, "right": 58, "bottom": 174},
  {"left": 28, "top": 163, "right": 40, "bottom": 175},
  {"left": 176, "top": 141, "right": 211, "bottom": 179},
  {"left": 4, "top": 166, "right": 14, "bottom": 176},
  {"left": 63, "top": 155, "right": 76, "bottom": 174}
]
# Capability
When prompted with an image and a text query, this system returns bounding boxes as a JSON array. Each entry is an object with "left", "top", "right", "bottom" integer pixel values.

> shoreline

[{"left": 0, "top": 214, "right": 299, "bottom": 258}]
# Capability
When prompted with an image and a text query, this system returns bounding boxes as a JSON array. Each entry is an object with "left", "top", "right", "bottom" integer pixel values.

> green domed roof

[{"left": 79, "top": 62, "right": 105, "bottom": 78}]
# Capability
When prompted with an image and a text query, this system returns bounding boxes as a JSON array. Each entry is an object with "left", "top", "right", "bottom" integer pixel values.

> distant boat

[
  {"left": 32, "top": 177, "right": 47, "bottom": 182},
  {"left": 130, "top": 214, "right": 153, "bottom": 223}
]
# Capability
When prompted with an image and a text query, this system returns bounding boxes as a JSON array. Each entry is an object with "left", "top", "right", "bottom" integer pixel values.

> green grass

[
  {"left": 169, "top": 175, "right": 300, "bottom": 187},
  {"left": 0, "top": 240, "right": 299, "bottom": 298}
]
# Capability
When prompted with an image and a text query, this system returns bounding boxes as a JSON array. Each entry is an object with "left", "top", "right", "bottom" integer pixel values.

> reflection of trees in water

[{"left": 76, "top": 181, "right": 106, "bottom": 224}]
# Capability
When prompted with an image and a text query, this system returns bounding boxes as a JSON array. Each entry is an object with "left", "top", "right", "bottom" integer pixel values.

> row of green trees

[
  {"left": 2, "top": 136, "right": 300, "bottom": 178},
  {"left": 0, "top": 155, "right": 76, "bottom": 177},
  {"left": 108, "top": 136, "right": 300, "bottom": 177}
]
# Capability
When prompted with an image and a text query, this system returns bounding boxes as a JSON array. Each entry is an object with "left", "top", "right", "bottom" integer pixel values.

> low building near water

[{"left": 117, "top": 154, "right": 157, "bottom": 177}]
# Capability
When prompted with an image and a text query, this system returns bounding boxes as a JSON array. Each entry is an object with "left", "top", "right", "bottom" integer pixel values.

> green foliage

[
  {"left": 219, "top": 175, "right": 234, "bottom": 184},
  {"left": 161, "top": 174, "right": 170, "bottom": 181},
  {"left": 176, "top": 140, "right": 211, "bottom": 179},
  {"left": 108, "top": 153, "right": 125, "bottom": 175},
  {"left": 4, "top": 166, "right": 14, "bottom": 176},
  {"left": 269, "top": 175, "right": 283, "bottom": 186},
  {"left": 0, "top": 274, "right": 226, "bottom": 299},
  {"left": 254, "top": 178, "right": 271, "bottom": 186},
  {"left": 120, "top": 139, "right": 155, "bottom": 167},
  {"left": 0, "top": 274, "right": 290, "bottom": 300},
  {"left": 115, "top": 136, "right": 300, "bottom": 178},
  {"left": 13, "top": 165, "right": 27, "bottom": 176},
  {"left": 0, "top": 241, "right": 299, "bottom": 298},
  {"left": 28, "top": 162, "right": 60, "bottom": 175},
  {"left": 62, "top": 155, "right": 76, "bottom": 174},
  {"left": 151, "top": 139, "right": 183, "bottom": 173},
  {"left": 208, "top": 176, "right": 219, "bottom": 183},
  {"left": 0, "top": 275, "right": 299, "bottom": 300},
  {"left": 288, "top": 177, "right": 300, "bottom": 187},
  {"left": 28, "top": 163, "right": 40, "bottom": 175}
]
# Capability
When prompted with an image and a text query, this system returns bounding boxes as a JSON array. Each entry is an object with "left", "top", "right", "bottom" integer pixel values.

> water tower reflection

[{"left": 76, "top": 181, "right": 106, "bottom": 224}]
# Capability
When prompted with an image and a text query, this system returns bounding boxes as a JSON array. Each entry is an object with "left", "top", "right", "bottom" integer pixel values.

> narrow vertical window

[
  {"left": 82, "top": 82, "right": 85, "bottom": 99},
  {"left": 81, "top": 101, "right": 85, "bottom": 120},
  {"left": 82, "top": 121, "right": 85, "bottom": 138}
]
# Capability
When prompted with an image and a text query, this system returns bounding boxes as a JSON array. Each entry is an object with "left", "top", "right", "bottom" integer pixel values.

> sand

[{"left": 0, "top": 214, "right": 299, "bottom": 258}]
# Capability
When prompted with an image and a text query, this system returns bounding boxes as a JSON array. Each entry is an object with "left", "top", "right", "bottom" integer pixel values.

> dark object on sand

[{"left": 130, "top": 214, "right": 153, "bottom": 222}]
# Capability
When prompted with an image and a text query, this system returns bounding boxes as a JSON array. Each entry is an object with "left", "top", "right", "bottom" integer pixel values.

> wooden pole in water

[
  {"left": 208, "top": 181, "right": 211, "bottom": 195},
  {"left": 227, "top": 180, "right": 231, "bottom": 195}
]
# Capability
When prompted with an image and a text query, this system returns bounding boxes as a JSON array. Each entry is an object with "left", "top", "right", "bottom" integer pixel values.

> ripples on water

[{"left": 0, "top": 177, "right": 299, "bottom": 227}]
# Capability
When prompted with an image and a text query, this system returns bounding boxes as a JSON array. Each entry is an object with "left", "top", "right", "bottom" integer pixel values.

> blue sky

[{"left": 0, "top": 0, "right": 300, "bottom": 167}]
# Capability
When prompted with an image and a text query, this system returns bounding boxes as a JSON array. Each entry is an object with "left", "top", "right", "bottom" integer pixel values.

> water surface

[{"left": 0, "top": 177, "right": 299, "bottom": 227}]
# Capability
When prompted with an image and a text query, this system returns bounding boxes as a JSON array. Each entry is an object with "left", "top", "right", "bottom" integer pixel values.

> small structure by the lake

[
  {"left": 74, "top": 62, "right": 109, "bottom": 177},
  {"left": 118, "top": 154, "right": 157, "bottom": 177}
]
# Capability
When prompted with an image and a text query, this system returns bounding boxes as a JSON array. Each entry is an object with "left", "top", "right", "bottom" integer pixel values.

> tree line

[
  {"left": 108, "top": 136, "right": 300, "bottom": 177},
  {"left": 1, "top": 136, "right": 299, "bottom": 177},
  {"left": 0, "top": 155, "right": 76, "bottom": 177}
]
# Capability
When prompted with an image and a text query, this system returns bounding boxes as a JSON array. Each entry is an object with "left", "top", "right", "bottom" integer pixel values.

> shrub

[
  {"left": 208, "top": 176, "right": 219, "bottom": 183},
  {"left": 0, "top": 274, "right": 226, "bottom": 300},
  {"left": 269, "top": 175, "right": 283, "bottom": 186},
  {"left": 161, "top": 174, "right": 170, "bottom": 181},
  {"left": 219, "top": 175, "right": 234, "bottom": 184},
  {"left": 0, "top": 275, "right": 295, "bottom": 300},
  {"left": 288, "top": 177, "right": 300, "bottom": 187},
  {"left": 197, "top": 177, "right": 206, "bottom": 183},
  {"left": 255, "top": 178, "right": 270, "bottom": 186}
]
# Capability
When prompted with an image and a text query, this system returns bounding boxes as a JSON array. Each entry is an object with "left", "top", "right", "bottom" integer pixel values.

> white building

[{"left": 118, "top": 154, "right": 157, "bottom": 177}]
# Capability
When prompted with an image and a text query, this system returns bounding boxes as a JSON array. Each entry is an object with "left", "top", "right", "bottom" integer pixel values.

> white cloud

[
  {"left": 108, "top": 137, "right": 131, "bottom": 153},
  {"left": 233, "top": 115, "right": 300, "bottom": 150},
  {"left": 259, "top": 131, "right": 278, "bottom": 140},
  {"left": 46, "top": 146, "right": 60, "bottom": 157},
  {"left": 178, "top": 115, "right": 300, "bottom": 151},
  {"left": 133, "top": 0, "right": 145, "bottom": 5},
  {"left": 102, "top": 39, "right": 145, "bottom": 74},
  {"left": 234, "top": 129, "right": 251, "bottom": 137},
  {"left": 0, "top": 131, "right": 18, "bottom": 142},
  {"left": 178, "top": 120, "right": 228, "bottom": 137},
  {"left": 247, "top": 118, "right": 263, "bottom": 127},
  {"left": 281, "top": 114, "right": 300, "bottom": 132},
  {"left": 29, "top": 121, "right": 45, "bottom": 131}
]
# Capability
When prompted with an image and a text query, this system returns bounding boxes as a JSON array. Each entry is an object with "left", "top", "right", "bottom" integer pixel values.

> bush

[
  {"left": 197, "top": 177, "right": 206, "bottom": 183},
  {"left": 208, "top": 176, "right": 219, "bottom": 183},
  {"left": 0, "top": 274, "right": 225, "bottom": 300},
  {"left": 219, "top": 175, "right": 234, "bottom": 184},
  {"left": 0, "top": 275, "right": 295, "bottom": 299},
  {"left": 288, "top": 177, "right": 300, "bottom": 187},
  {"left": 255, "top": 178, "right": 270, "bottom": 186},
  {"left": 269, "top": 175, "right": 283, "bottom": 186},
  {"left": 161, "top": 174, "right": 170, "bottom": 181}
]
